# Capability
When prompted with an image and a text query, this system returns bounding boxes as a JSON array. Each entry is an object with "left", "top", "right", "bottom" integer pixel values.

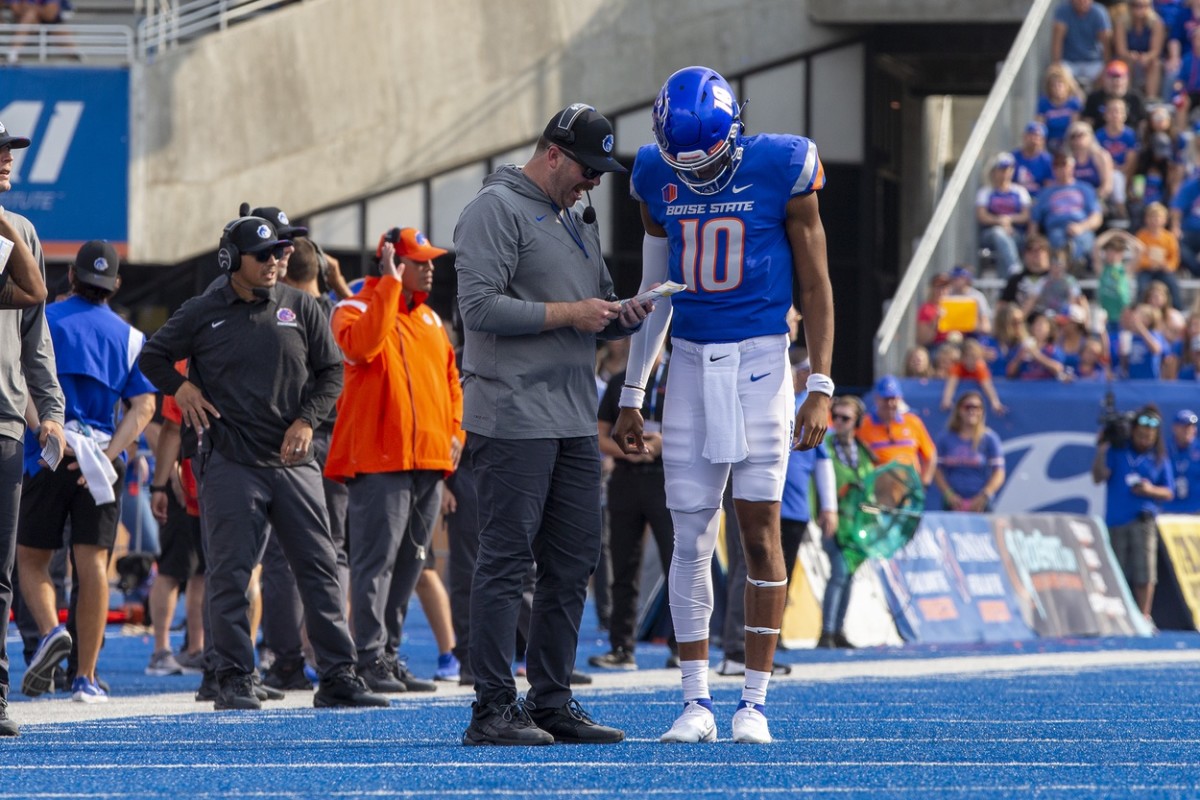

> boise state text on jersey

[{"left": 631, "top": 133, "right": 824, "bottom": 344}]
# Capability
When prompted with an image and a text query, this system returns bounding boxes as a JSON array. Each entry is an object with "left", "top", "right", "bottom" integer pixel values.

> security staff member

[{"left": 139, "top": 216, "right": 386, "bottom": 712}]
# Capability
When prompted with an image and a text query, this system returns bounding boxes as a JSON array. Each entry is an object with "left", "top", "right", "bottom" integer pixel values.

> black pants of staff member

[
  {"left": 199, "top": 450, "right": 355, "bottom": 679},
  {"left": 260, "top": 429, "right": 349, "bottom": 667},
  {"left": 468, "top": 433, "right": 601, "bottom": 709},
  {"left": 0, "top": 438, "right": 21, "bottom": 702},
  {"left": 605, "top": 464, "right": 675, "bottom": 654}
]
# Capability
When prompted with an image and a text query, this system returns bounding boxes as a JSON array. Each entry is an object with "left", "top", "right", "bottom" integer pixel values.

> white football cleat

[
  {"left": 660, "top": 700, "right": 718, "bottom": 743},
  {"left": 732, "top": 704, "right": 772, "bottom": 743}
]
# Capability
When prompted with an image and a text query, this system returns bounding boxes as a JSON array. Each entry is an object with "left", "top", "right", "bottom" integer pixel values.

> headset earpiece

[
  {"left": 217, "top": 215, "right": 260, "bottom": 274},
  {"left": 551, "top": 103, "right": 594, "bottom": 146}
]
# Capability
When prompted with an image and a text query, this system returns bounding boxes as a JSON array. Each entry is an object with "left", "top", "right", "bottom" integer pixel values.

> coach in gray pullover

[{"left": 455, "top": 105, "right": 651, "bottom": 747}]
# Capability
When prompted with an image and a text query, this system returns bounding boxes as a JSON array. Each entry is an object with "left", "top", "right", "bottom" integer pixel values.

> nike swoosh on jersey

[
  {"left": 211, "top": 320, "right": 226, "bottom": 328},
  {"left": 732, "top": 184, "right": 753, "bottom": 194},
  {"left": 709, "top": 354, "right": 731, "bottom": 362},
  {"left": 750, "top": 372, "right": 771, "bottom": 382}
]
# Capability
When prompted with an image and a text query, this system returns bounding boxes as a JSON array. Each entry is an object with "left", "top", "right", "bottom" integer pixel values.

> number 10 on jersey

[{"left": 678, "top": 217, "right": 746, "bottom": 293}]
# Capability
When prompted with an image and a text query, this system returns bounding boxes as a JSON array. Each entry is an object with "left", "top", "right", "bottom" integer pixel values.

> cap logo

[
  {"left": 277, "top": 211, "right": 289, "bottom": 226},
  {"left": 257, "top": 224, "right": 271, "bottom": 240},
  {"left": 416, "top": 231, "right": 429, "bottom": 246},
  {"left": 93, "top": 257, "right": 108, "bottom": 273},
  {"left": 602, "top": 134, "right": 614, "bottom": 154}
]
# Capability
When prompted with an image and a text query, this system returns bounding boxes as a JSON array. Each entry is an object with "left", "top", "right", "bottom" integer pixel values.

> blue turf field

[{"left": 5, "top": 609, "right": 1200, "bottom": 798}]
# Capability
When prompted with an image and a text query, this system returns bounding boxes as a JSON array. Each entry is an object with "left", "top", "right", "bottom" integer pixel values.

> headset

[
  {"left": 217, "top": 215, "right": 262, "bottom": 274},
  {"left": 834, "top": 395, "right": 867, "bottom": 429},
  {"left": 550, "top": 103, "right": 594, "bottom": 146}
]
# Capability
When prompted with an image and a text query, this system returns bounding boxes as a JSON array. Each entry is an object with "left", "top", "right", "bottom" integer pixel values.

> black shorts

[
  {"left": 18, "top": 457, "right": 126, "bottom": 550},
  {"left": 156, "top": 487, "right": 205, "bottom": 583}
]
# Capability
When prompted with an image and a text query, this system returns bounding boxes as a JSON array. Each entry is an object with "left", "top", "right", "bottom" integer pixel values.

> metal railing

[
  {"left": 136, "top": 0, "right": 302, "bottom": 59},
  {"left": 0, "top": 22, "right": 134, "bottom": 63},
  {"left": 873, "top": 0, "right": 1057, "bottom": 377}
]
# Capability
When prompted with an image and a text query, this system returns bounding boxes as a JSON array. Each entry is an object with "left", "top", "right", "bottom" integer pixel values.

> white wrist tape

[
  {"left": 619, "top": 385, "right": 646, "bottom": 409},
  {"left": 806, "top": 373, "right": 835, "bottom": 397}
]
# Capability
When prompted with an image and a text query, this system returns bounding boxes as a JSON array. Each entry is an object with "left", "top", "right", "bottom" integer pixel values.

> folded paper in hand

[
  {"left": 40, "top": 433, "right": 63, "bottom": 471},
  {"left": 622, "top": 281, "right": 687, "bottom": 305}
]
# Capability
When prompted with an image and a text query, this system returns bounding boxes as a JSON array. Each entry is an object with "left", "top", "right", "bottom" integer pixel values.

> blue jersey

[
  {"left": 1104, "top": 445, "right": 1174, "bottom": 527},
  {"left": 1012, "top": 149, "right": 1053, "bottom": 198},
  {"left": 24, "top": 295, "right": 157, "bottom": 475},
  {"left": 631, "top": 133, "right": 824, "bottom": 343},
  {"left": 1166, "top": 437, "right": 1200, "bottom": 513},
  {"left": 1095, "top": 126, "right": 1138, "bottom": 168}
]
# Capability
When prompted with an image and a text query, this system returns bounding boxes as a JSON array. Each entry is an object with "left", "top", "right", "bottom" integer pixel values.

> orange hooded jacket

[{"left": 325, "top": 275, "right": 462, "bottom": 480}]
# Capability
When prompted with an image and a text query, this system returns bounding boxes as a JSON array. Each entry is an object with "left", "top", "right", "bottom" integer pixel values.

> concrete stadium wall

[{"left": 129, "top": 0, "right": 853, "bottom": 263}]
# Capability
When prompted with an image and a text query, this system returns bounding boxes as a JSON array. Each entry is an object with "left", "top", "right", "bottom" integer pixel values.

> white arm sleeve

[
  {"left": 619, "top": 234, "right": 673, "bottom": 408},
  {"left": 815, "top": 457, "right": 837, "bottom": 512}
]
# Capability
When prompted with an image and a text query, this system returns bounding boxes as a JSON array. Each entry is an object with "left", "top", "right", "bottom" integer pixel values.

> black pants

[
  {"left": 0, "top": 437, "right": 21, "bottom": 701},
  {"left": 605, "top": 465, "right": 675, "bottom": 653},
  {"left": 468, "top": 433, "right": 601, "bottom": 709}
]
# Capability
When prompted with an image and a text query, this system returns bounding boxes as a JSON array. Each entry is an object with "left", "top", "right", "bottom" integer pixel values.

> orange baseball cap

[{"left": 376, "top": 227, "right": 448, "bottom": 261}]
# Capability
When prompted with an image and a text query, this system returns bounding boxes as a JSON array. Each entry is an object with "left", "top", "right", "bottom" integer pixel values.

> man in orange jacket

[{"left": 326, "top": 227, "right": 463, "bottom": 694}]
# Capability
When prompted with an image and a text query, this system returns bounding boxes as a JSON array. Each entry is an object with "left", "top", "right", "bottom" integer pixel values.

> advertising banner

[
  {"left": 876, "top": 512, "right": 1032, "bottom": 643},
  {"left": 997, "top": 514, "right": 1150, "bottom": 638},
  {"left": 1156, "top": 515, "right": 1200, "bottom": 630},
  {"left": 0, "top": 67, "right": 129, "bottom": 259}
]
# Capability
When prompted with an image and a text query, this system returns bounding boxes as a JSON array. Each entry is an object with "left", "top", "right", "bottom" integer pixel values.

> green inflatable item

[{"left": 835, "top": 461, "right": 926, "bottom": 573}]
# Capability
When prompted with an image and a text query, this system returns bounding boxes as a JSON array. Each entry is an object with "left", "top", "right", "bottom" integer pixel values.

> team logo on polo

[
  {"left": 602, "top": 134, "right": 614, "bottom": 154},
  {"left": 92, "top": 257, "right": 108, "bottom": 273},
  {"left": 276, "top": 308, "right": 297, "bottom": 324},
  {"left": 662, "top": 184, "right": 678, "bottom": 204},
  {"left": 257, "top": 224, "right": 271, "bottom": 240}
]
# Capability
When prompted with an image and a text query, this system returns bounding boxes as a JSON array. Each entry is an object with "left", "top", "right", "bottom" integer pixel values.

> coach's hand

[
  {"left": 174, "top": 381, "right": 220, "bottom": 430},
  {"left": 571, "top": 298, "right": 624, "bottom": 333}
]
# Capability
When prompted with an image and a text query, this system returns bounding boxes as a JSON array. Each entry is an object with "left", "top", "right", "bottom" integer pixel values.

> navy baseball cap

[
  {"left": 875, "top": 375, "right": 903, "bottom": 399},
  {"left": 1175, "top": 409, "right": 1198, "bottom": 426},
  {"left": 73, "top": 240, "right": 120, "bottom": 292},
  {"left": 249, "top": 206, "right": 308, "bottom": 239},
  {"left": 227, "top": 217, "right": 290, "bottom": 255},
  {"left": 0, "top": 121, "right": 30, "bottom": 150}
]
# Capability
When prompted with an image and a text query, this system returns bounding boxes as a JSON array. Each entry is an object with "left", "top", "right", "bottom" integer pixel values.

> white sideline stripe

[
  {"left": 1, "top": 790, "right": 1191, "bottom": 800},
  {"left": 7, "top": 760, "right": 1200, "bottom": 770}
]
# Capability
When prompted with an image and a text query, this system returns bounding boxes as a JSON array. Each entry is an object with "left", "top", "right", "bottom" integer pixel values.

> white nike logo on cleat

[
  {"left": 211, "top": 320, "right": 226, "bottom": 328},
  {"left": 732, "top": 184, "right": 752, "bottom": 194}
]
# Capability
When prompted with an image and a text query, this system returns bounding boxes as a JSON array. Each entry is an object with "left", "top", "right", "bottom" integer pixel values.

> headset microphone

[{"left": 582, "top": 191, "right": 596, "bottom": 225}]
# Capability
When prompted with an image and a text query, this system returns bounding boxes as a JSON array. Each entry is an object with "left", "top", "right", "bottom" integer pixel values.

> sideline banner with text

[{"left": 1156, "top": 515, "right": 1200, "bottom": 630}]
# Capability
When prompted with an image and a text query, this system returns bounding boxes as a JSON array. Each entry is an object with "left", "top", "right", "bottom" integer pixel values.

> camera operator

[{"left": 1091, "top": 404, "right": 1174, "bottom": 623}]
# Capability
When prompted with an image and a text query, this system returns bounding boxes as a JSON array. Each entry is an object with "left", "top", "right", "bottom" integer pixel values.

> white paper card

[{"left": 623, "top": 281, "right": 687, "bottom": 305}]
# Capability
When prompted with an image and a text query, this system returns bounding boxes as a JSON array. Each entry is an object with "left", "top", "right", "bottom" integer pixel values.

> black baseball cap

[
  {"left": 543, "top": 104, "right": 626, "bottom": 174},
  {"left": 73, "top": 240, "right": 120, "bottom": 292},
  {"left": 0, "top": 121, "right": 31, "bottom": 150},
  {"left": 227, "top": 216, "right": 290, "bottom": 254},
  {"left": 249, "top": 205, "right": 308, "bottom": 238}
]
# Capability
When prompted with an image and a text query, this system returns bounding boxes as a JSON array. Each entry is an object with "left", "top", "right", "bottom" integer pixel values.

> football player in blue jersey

[{"left": 613, "top": 66, "right": 834, "bottom": 744}]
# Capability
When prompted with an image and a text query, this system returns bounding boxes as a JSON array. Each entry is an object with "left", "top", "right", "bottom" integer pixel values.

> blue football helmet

[{"left": 652, "top": 66, "right": 744, "bottom": 195}]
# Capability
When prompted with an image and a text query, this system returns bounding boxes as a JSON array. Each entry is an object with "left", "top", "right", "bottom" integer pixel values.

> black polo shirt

[
  {"left": 139, "top": 281, "right": 343, "bottom": 467},
  {"left": 598, "top": 364, "right": 668, "bottom": 474}
]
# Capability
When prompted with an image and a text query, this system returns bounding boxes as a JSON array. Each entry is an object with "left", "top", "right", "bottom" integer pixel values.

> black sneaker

[
  {"left": 816, "top": 632, "right": 837, "bottom": 649},
  {"left": 360, "top": 657, "right": 406, "bottom": 693},
  {"left": 528, "top": 697, "right": 624, "bottom": 744},
  {"left": 391, "top": 658, "right": 436, "bottom": 693},
  {"left": 314, "top": 668, "right": 391, "bottom": 708},
  {"left": 252, "top": 671, "right": 285, "bottom": 701},
  {"left": 833, "top": 632, "right": 856, "bottom": 649},
  {"left": 263, "top": 658, "right": 313, "bottom": 691},
  {"left": 570, "top": 669, "right": 593, "bottom": 685},
  {"left": 587, "top": 649, "right": 637, "bottom": 671},
  {"left": 0, "top": 698, "right": 18, "bottom": 736},
  {"left": 195, "top": 670, "right": 219, "bottom": 702},
  {"left": 215, "top": 673, "right": 262, "bottom": 711},
  {"left": 463, "top": 697, "right": 554, "bottom": 746}
]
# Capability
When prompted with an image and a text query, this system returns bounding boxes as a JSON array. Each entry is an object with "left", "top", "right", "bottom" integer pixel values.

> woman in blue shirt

[{"left": 932, "top": 392, "right": 1006, "bottom": 512}]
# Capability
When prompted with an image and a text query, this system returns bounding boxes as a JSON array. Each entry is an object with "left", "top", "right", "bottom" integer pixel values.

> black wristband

[{"left": 149, "top": 485, "right": 168, "bottom": 494}]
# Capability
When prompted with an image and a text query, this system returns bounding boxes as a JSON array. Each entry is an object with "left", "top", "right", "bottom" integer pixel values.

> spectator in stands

[
  {"left": 5, "top": 0, "right": 65, "bottom": 64},
  {"left": 1077, "top": 335, "right": 1114, "bottom": 378},
  {"left": 1168, "top": 162, "right": 1200, "bottom": 271},
  {"left": 1059, "top": 303, "right": 1104, "bottom": 375},
  {"left": 932, "top": 340, "right": 961, "bottom": 379},
  {"left": 857, "top": 376, "right": 937, "bottom": 488},
  {"left": 1000, "top": 234, "right": 1053, "bottom": 315},
  {"left": 945, "top": 265, "right": 993, "bottom": 335},
  {"left": 1067, "top": 121, "right": 1117, "bottom": 213},
  {"left": 1134, "top": 201, "right": 1185, "bottom": 306},
  {"left": 1115, "top": 0, "right": 1167, "bottom": 99},
  {"left": 1039, "top": 64, "right": 1087, "bottom": 152},
  {"left": 991, "top": 304, "right": 1030, "bottom": 376},
  {"left": 916, "top": 272, "right": 951, "bottom": 351},
  {"left": 1165, "top": 310, "right": 1200, "bottom": 376},
  {"left": 1097, "top": 229, "right": 1144, "bottom": 328},
  {"left": 818, "top": 395, "right": 875, "bottom": 649},
  {"left": 1096, "top": 98, "right": 1139, "bottom": 213},
  {"left": 1092, "top": 404, "right": 1173, "bottom": 620},
  {"left": 1174, "top": 25, "right": 1200, "bottom": 110},
  {"left": 940, "top": 338, "right": 1005, "bottom": 414},
  {"left": 1032, "top": 151, "right": 1106, "bottom": 270},
  {"left": 1053, "top": 0, "right": 1115, "bottom": 87},
  {"left": 933, "top": 392, "right": 1006, "bottom": 512},
  {"left": 1119, "top": 302, "right": 1169, "bottom": 376},
  {"left": 1084, "top": 60, "right": 1149, "bottom": 131},
  {"left": 1007, "top": 310, "right": 1068, "bottom": 380},
  {"left": 17, "top": 242, "right": 157, "bottom": 704},
  {"left": 903, "top": 345, "right": 934, "bottom": 378},
  {"left": 976, "top": 152, "right": 1033, "bottom": 277},
  {"left": 1013, "top": 121, "right": 1055, "bottom": 200},
  {"left": 1140, "top": 277, "right": 1187, "bottom": 336},
  {"left": 1130, "top": 106, "right": 1177, "bottom": 223},
  {"left": 1038, "top": 248, "right": 1087, "bottom": 314},
  {"left": 1166, "top": 408, "right": 1200, "bottom": 511}
]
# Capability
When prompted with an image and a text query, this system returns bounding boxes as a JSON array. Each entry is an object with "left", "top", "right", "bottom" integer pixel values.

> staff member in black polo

[{"left": 139, "top": 216, "right": 386, "bottom": 711}]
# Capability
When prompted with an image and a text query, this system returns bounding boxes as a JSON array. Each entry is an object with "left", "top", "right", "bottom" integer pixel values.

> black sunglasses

[
  {"left": 556, "top": 146, "right": 602, "bottom": 180},
  {"left": 832, "top": 413, "right": 855, "bottom": 423},
  {"left": 253, "top": 244, "right": 289, "bottom": 263},
  {"left": 960, "top": 404, "right": 983, "bottom": 411}
]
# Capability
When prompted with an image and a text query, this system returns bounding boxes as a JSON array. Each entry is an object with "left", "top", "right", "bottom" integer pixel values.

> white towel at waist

[
  {"left": 700, "top": 342, "right": 748, "bottom": 464},
  {"left": 63, "top": 420, "right": 118, "bottom": 506}
]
